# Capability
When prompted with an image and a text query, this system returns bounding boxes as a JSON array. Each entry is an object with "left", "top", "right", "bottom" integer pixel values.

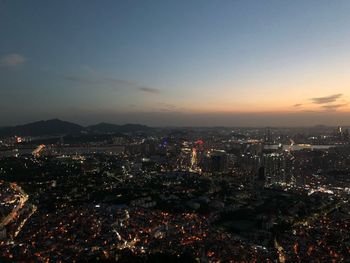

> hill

[
  {"left": 0, "top": 119, "right": 152, "bottom": 137},
  {"left": 0, "top": 119, "right": 84, "bottom": 137}
]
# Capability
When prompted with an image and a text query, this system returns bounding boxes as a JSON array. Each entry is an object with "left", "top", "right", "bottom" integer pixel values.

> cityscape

[
  {"left": 0, "top": 120, "right": 349, "bottom": 262},
  {"left": 1, "top": 1, "right": 350, "bottom": 262}
]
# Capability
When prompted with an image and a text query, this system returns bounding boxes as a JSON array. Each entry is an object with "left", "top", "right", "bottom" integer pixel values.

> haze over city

[{"left": 1, "top": 0, "right": 350, "bottom": 126}]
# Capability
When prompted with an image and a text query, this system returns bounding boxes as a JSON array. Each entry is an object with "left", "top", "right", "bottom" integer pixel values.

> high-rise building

[
  {"left": 201, "top": 150, "right": 228, "bottom": 174},
  {"left": 262, "top": 153, "right": 286, "bottom": 185}
]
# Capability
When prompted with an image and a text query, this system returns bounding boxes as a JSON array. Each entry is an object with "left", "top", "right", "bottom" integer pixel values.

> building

[
  {"left": 262, "top": 153, "right": 286, "bottom": 185},
  {"left": 201, "top": 150, "right": 228, "bottom": 174}
]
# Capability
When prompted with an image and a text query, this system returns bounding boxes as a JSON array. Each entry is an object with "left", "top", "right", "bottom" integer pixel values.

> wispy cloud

[
  {"left": 156, "top": 102, "right": 186, "bottom": 113},
  {"left": 157, "top": 102, "right": 177, "bottom": 111},
  {"left": 104, "top": 77, "right": 136, "bottom": 87},
  {"left": 82, "top": 65, "right": 97, "bottom": 74},
  {"left": 301, "top": 110, "right": 318, "bottom": 113},
  {"left": 321, "top": 103, "right": 348, "bottom": 111},
  {"left": 64, "top": 74, "right": 157, "bottom": 92},
  {"left": 65, "top": 75, "right": 134, "bottom": 87},
  {"left": 138, "top": 87, "right": 160, "bottom": 94},
  {"left": 0, "top": 53, "right": 26, "bottom": 67},
  {"left": 64, "top": 75, "right": 100, "bottom": 85},
  {"left": 158, "top": 102, "right": 177, "bottom": 109},
  {"left": 294, "top": 93, "right": 348, "bottom": 112},
  {"left": 64, "top": 67, "right": 159, "bottom": 94},
  {"left": 64, "top": 75, "right": 125, "bottom": 86},
  {"left": 310, "top": 94, "right": 343, "bottom": 104}
]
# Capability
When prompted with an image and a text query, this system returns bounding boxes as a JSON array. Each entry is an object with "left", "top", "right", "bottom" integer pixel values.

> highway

[{"left": 0, "top": 183, "right": 28, "bottom": 229}]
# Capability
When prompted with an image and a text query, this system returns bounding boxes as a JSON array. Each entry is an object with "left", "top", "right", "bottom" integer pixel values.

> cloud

[
  {"left": 138, "top": 87, "right": 160, "bottom": 94},
  {"left": 293, "top": 103, "right": 302, "bottom": 107},
  {"left": 64, "top": 75, "right": 138, "bottom": 89},
  {"left": 310, "top": 94, "right": 343, "bottom": 104},
  {"left": 64, "top": 75, "right": 100, "bottom": 85},
  {"left": 158, "top": 102, "right": 176, "bottom": 109},
  {"left": 0, "top": 53, "right": 26, "bottom": 67},
  {"left": 156, "top": 102, "right": 186, "bottom": 113},
  {"left": 157, "top": 102, "right": 177, "bottom": 112},
  {"left": 82, "top": 65, "right": 97, "bottom": 74},
  {"left": 104, "top": 77, "right": 136, "bottom": 86},
  {"left": 321, "top": 103, "right": 348, "bottom": 111},
  {"left": 63, "top": 70, "right": 160, "bottom": 94},
  {"left": 301, "top": 110, "right": 318, "bottom": 113}
]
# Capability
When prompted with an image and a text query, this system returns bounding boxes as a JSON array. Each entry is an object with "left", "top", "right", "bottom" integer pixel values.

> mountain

[
  {"left": 118, "top": 123, "right": 152, "bottom": 133},
  {"left": 87, "top": 123, "right": 152, "bottom": 133},
  {"left": 86, "top": 122, "right": 121, "bottom": 133},
  {"left": 0, "top": 119, "right": 84, "bottom": 137},
  {"left": 0, "top": 119, "right": 153, "bottom": 137}
]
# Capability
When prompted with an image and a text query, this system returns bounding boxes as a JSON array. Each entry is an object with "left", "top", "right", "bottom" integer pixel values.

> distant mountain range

[{"left": 0, "top": 119, "right": 152, "bottom": 137}]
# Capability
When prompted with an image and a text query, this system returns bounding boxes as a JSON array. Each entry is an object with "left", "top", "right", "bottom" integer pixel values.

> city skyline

[
  {"left": 1, "top": 0, "right": 350, "bottom": 126},
  {"left": 2, "top": 2, "right": 350, "bottom": 261}
]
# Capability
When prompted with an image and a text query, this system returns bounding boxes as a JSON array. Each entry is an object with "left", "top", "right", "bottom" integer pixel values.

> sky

[{"left": 1, "top": 0, "right": 350, "bottom": 127}]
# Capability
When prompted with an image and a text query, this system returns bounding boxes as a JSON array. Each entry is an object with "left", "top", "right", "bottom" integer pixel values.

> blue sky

[{"left": 1, "top": 0, "right": 350, "bottom": 126}]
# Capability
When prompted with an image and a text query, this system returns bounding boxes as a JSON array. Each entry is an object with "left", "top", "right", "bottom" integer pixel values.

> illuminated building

[
  {"left": 190, "top": 139, "right": 205, "bottom": 172},
  {"left": 201, "top": 150, "right": 228, "bottom": 174},
  {"left": 262, "top": 153, "right": 286, "bottom": 185}
]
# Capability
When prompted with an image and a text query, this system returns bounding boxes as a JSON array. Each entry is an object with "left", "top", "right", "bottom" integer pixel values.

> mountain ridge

[{"left": 0, "top": 119, "right": 152, "bottom": 137}]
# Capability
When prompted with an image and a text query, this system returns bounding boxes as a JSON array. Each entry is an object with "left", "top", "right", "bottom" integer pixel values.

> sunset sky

[{"left": 1, "top": 0, "right": 350, "bottom": 126}]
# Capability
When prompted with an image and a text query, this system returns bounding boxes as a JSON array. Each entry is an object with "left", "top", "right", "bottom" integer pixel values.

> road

[{"left": 0, "top": 183, "right": 28, "bottom": 229}]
